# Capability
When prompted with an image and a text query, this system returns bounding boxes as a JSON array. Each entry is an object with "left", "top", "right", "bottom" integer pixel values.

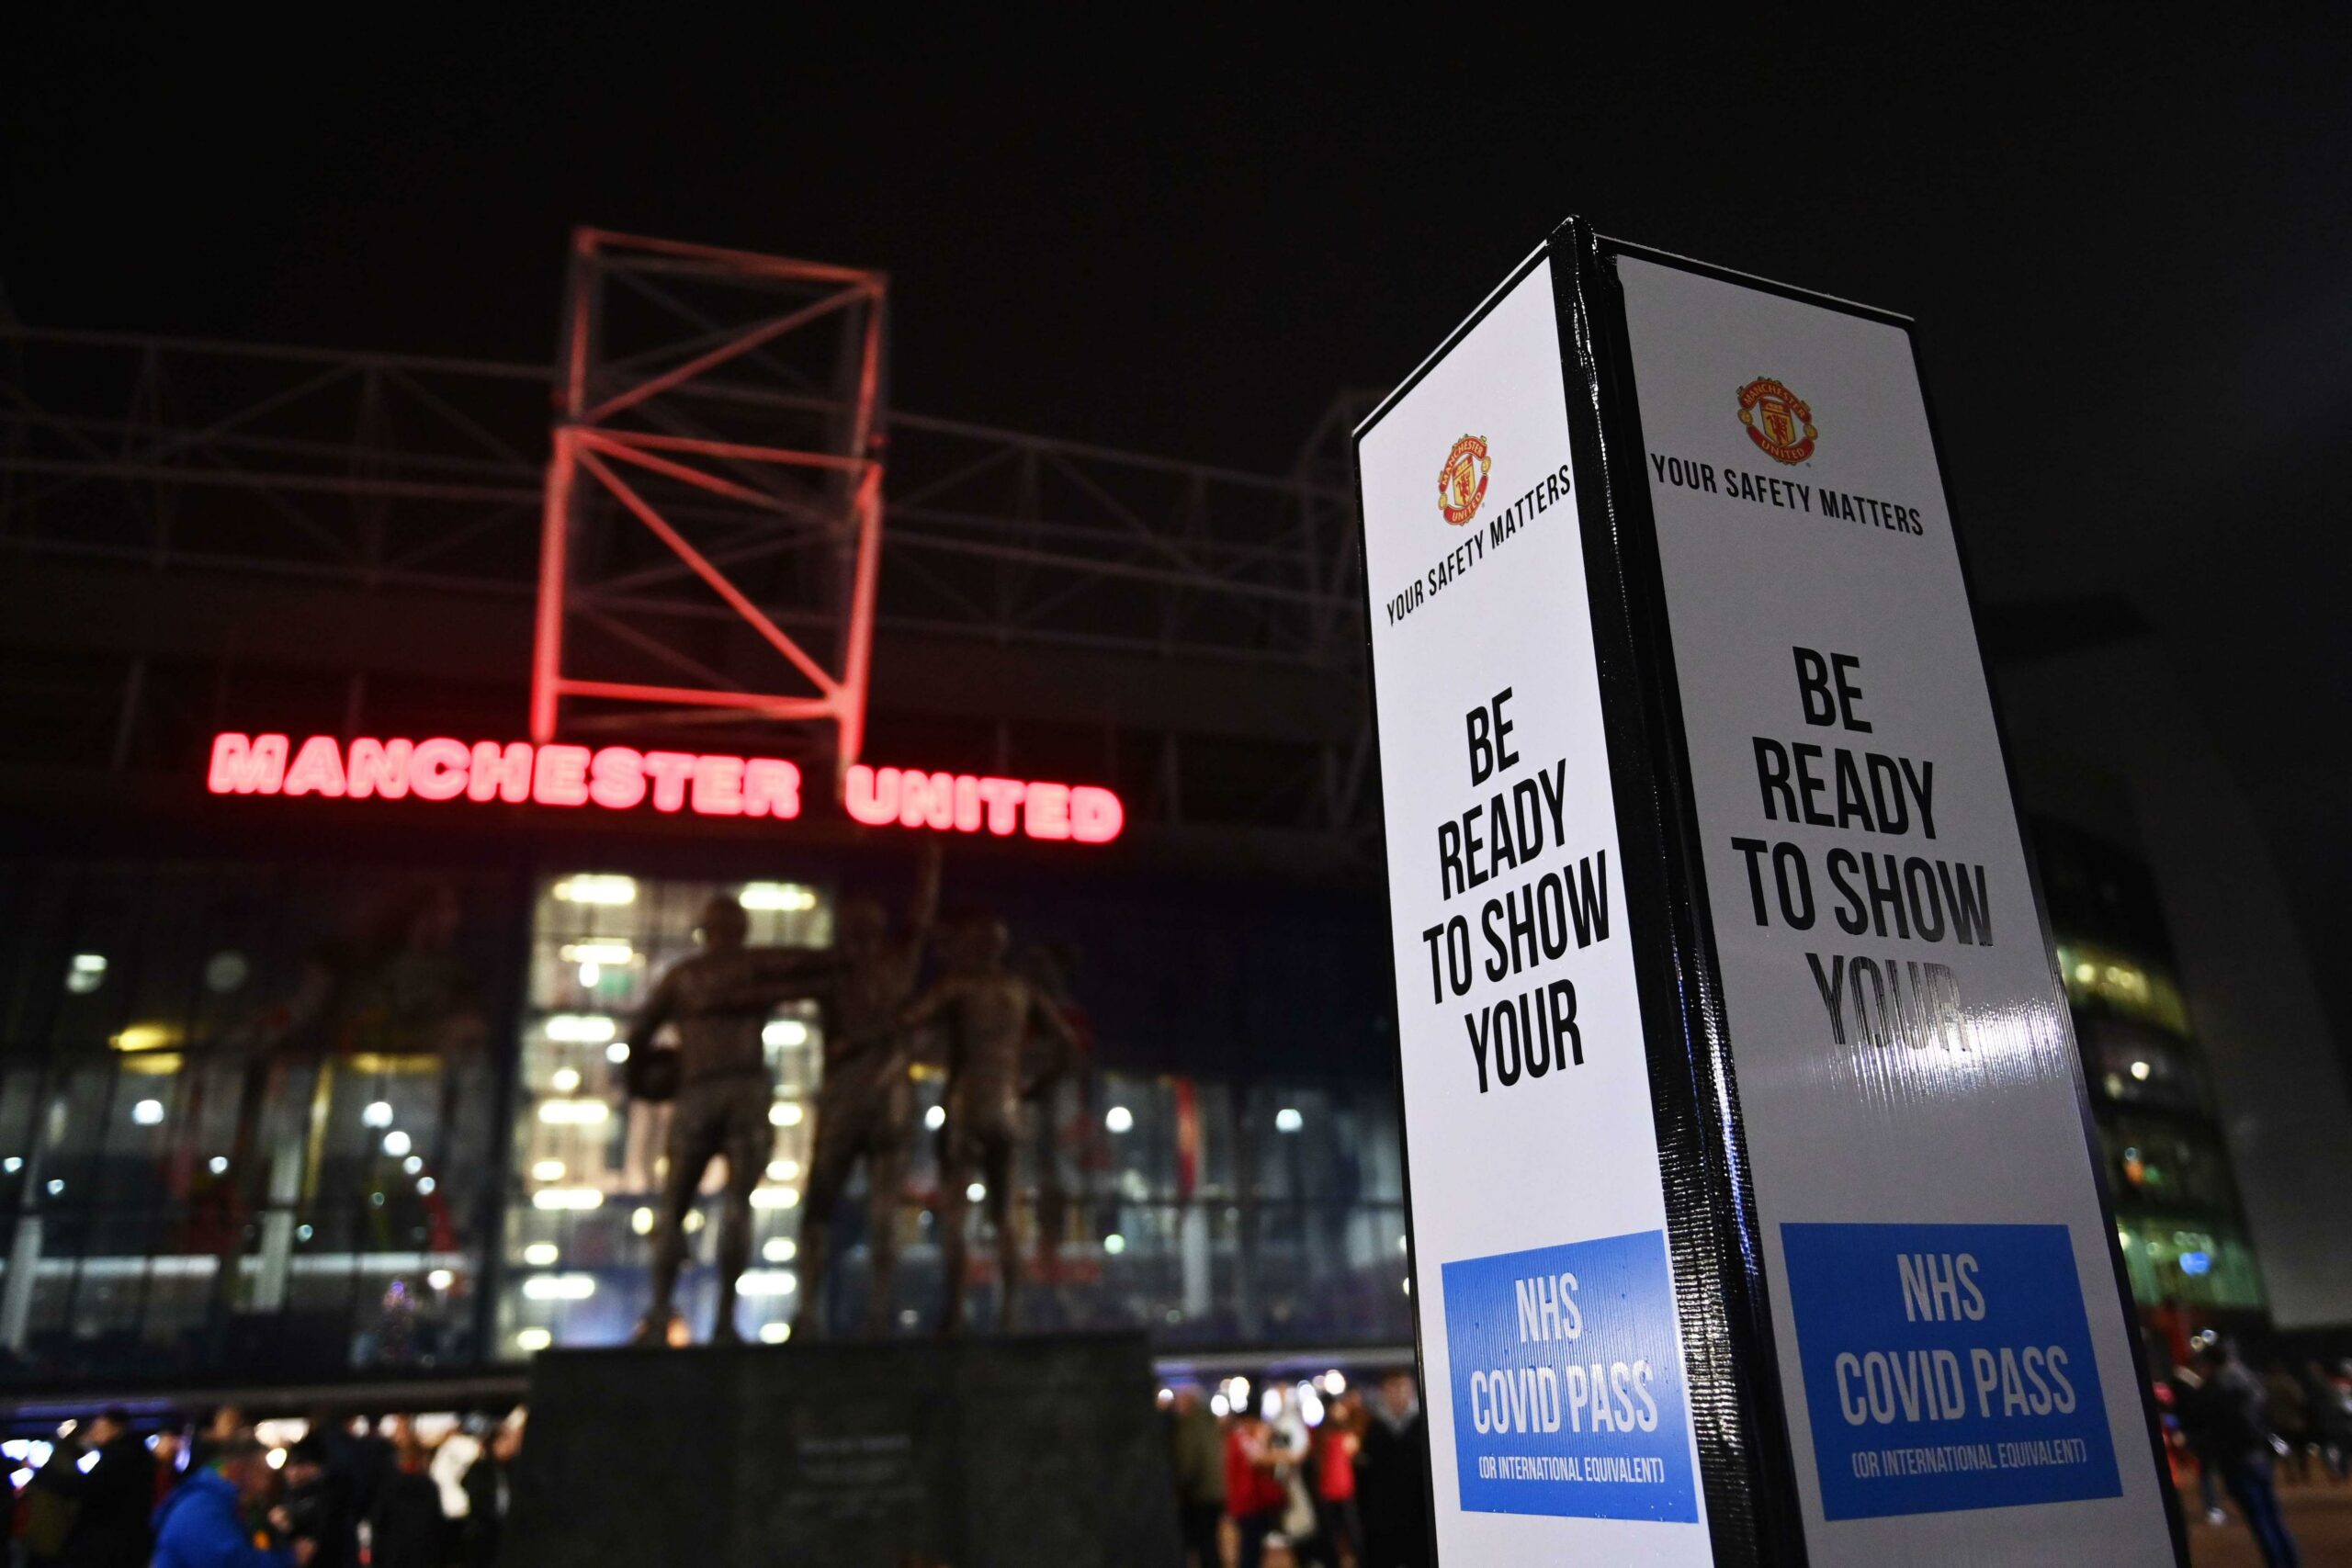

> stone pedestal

[{"left": 505, "top": 1331, "right": 1182, "bottom": 1568}]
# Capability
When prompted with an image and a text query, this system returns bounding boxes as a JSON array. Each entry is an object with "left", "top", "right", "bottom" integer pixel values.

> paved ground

[
  {"left": 1236, "top": 1480, "right": 2352, "bottom": 1564},
  {"left": 2188, "top": 1476, "right": 2352, "bottom": 1566},
  {"left": 1238, "top": 1480, "right": 2352, "bottom": 1565}
]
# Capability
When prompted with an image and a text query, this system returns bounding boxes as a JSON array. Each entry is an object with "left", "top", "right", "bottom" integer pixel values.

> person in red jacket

[
  {"left": 1224, "top": 1410, "right": 1287, "bottom": 1568},
  {"left": 1316, "top": 1390, "right": 1365, "bottom": 1567}
]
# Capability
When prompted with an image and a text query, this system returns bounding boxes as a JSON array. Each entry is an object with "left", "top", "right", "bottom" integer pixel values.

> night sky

[{"left": 7, "top": 20, "right": 2349, "bottom": 1032}]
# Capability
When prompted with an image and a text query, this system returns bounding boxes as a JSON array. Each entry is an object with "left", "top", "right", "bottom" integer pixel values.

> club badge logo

[
  {"left": 1438, "top": 434, "right": 1491, "bottom": 525},
  {"left": 1736, "top": 378, "right": 1817, "bottom": 465}
]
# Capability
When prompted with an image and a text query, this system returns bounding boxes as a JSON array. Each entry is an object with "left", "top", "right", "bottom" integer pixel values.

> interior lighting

[
  {"left": 208, "top": 1157, "right": 229, "bottom": 1175},
  {"left": 551, "top": 1067, "right": 582, "bottom": 1094},
  {"left": 1321, "top": 1371, "right": 1346, "bottom": 1395},
  {"left": 1274, "top": 1107, "right": 1304, "bottom": 1134},
  {"left": 2130, "top": 1060, "right": 2152, "bottom": 1081},
  {"left": 1103, "top": 1234, "right": 1126, "bottom": 1255},
  {"left": 2, "top": 1158, "right": 18, "bottom": 1173},
  {"left": 522, "top": 1274, "right": 595, "bottom": 1302},
  {"left": 605, "top": 1043, "right": 630, "bottom": 1064},
  {"left": 531, "top": 1160, "right": 567, "bottom": 1182},
  {"left": 560, "top": 941, "right": 634, "bottom": 966},
  {"left": 427, "top": 1269, "right": 455, "bottom": 1291},
  {"left": 736, "top": 1270, "right": 797, "bottom": 1297},
  {"left": 65, "top": 954, "right": 107, "bottom": 994},
  {"left": 531, "top": 1188, "right": 602, "bottom": 1211},
  {"left": 1104, "top": 1105, "right": 1134, "bottom": 1134},
  {"left": 767, "top": 1159, "right": 799, "bottom": 1181},
  {"left": 382, "top": 1131, "right": 412, "bottom": 1156},
  {"left": 554, "top": 875, "right": 638, "bottom": 906},
  {"left": 760, "top": 1323, "right": 792, "bottom": 1344},
  {"left": 416, "top": 1177, "right": 435, "bottom": 1195},
  {"left": 523, "top": 1243, "right": 560, "bottom": 1266},
  {"left": 515, "top": 1328, "right": 552, "bottom": 1353},
  {"left": 966, "top": 1182, "right": 987, "bottom": 1202},
  {"left": 740, "top": 883, "right": 816, "bottom": 912},
  {"left": 47, "top": 1179, "right": 64, "bottom": 1196},
  {"left": 537, "top": 1100, "right": 610, "bottom": 1125},
  {"left": 545, "top": 1015, "right": 616, "bottom": 1043},
  {"left": 1210, "top": 1394, "right": 1230, "bottom": 1418},
  {"left": 363, "top": 1101, "right": 394, "bottom": 1128},
  {"left": 770, "top": 1102, "right": 803, "bottom": 1127},
  {"left": 402, "top": 1156, "right": 424, "bottom": 1175},
  {"left": 132, "top": 1100, "right": 164, "bottom": 1126},
  {"left": 763, "top": 1237, "right": 797, "bottom": 1263},
  {"left": 763, "top": 1020, "right": 809, "bottom": 1048},
  {"left": 111, "top": 1023, "right": 179, "bottom": 1054},
  {"left": 630, "top": 1208, "right": 653, "bottom": 1235},
  {"left": 751, "top": 1187, "right": 800, "bottom": 1210},
  {"left": 923, "top": 1105, "right": 946, "bottom": 1131}
]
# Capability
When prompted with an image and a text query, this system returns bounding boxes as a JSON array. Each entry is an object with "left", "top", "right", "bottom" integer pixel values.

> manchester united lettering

[{"left": 204, "top": 732, "right": 1124, "bottom": 843}]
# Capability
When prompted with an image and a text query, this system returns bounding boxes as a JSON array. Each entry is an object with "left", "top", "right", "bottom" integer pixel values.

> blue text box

[
  {"left": 1780, "top": 1222, "right": 2122, "bottom": 1519},
  {"left": 1440, "top": 1229, "right": 1697, "bottom": 1521}
]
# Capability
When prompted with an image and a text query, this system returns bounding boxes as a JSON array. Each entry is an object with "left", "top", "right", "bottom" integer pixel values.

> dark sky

[{"left": 7, "top": 20, "right": 2349, "bottom": 1021}]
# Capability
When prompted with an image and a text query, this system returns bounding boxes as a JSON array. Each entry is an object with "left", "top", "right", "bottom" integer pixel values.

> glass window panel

[{"left": 502, "top": 871, "right": 832, "bottom": 1355}]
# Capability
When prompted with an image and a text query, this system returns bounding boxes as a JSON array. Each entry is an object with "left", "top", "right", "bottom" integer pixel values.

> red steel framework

[
  {"left": 531, "top": 230, "right": 888, "bottom": 770},
  {"left": 0, "top": 250, "right": 1374, "bottom": 844}
]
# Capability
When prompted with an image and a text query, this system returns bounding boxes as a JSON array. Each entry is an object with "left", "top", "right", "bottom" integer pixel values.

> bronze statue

[
  {"left": 625, "top": 895, "right": 834, "bottom": 1345},
  {"left": 903, "top": 912, "right": 1081, "bottom": 1333},
  {"left": 793, "top": 841, "right": 941, "bottom": 1338}
]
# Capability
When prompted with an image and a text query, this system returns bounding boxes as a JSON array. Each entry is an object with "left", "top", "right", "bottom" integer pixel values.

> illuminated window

[
  {"left": 498, "top": 870, "right": 832, "bottom": 1359},
  {"left": 2052, "top": 942, "right": 2192, "bottom": 1037}
]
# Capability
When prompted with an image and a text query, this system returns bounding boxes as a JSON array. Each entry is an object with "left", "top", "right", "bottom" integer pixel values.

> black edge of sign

[
  {"left": 1589, "top": 233, "right": 2188, "bottom": 1563},
  {"left": 1548, "top": 216, "right": 1808, "bottom": 1567},
  {"left": 1349, "top": 240, "right": 1557, "bottom": 1568}
]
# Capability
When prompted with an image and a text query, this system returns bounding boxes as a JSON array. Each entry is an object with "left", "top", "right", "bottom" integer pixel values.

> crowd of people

[
  {"left": 2165, "top": 1341, "right": 2352, "bottom": 1568},
  {"left": 1156, "top": 1345, "right": 2352, "bottom": 1568},
  {"left": 1, "top": 1404, "right": 523, "bottom": 1568},
  {"left": 1166, "top": 1370, "right": 1430, "bottom": 1568},
  {"left": 16, "top": 1345, "right": 2344, "bottom": 1566}
]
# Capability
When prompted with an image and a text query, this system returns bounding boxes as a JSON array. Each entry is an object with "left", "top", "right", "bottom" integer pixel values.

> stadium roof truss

[{"left": 0, "top": 232, "right": 1371, "bottom": 825}]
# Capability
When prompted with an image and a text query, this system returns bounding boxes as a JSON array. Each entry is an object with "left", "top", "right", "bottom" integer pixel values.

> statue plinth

[{"left": 505, "top": 1331, "right": 1181, "bottom": 1568}]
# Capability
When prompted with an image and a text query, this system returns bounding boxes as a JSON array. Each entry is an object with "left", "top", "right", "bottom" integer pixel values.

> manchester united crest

[
  {"left": 1736, "top": 378, "right": 1817, "bottom": 465},
  {"left": 1438, "top": 434, "right": 1491, "bottom": 525}
]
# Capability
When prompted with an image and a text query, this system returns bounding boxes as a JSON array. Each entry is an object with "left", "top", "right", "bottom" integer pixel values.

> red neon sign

[
  {"left": 842, "top": 765, "right": 1123, "bottom": 843},
  {"left": 206, "top": 734, "right": 1123, "bottom": 844}
]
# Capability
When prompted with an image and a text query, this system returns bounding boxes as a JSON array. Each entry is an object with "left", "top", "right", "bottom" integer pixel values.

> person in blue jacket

[{"left": 152, "top": 1435, "right": 314, "bottom": 1568}]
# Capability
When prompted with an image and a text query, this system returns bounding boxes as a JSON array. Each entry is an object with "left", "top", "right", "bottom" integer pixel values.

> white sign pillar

[{"left": 1352, "top": 219, "right": 2181, "bottom": 1566}]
